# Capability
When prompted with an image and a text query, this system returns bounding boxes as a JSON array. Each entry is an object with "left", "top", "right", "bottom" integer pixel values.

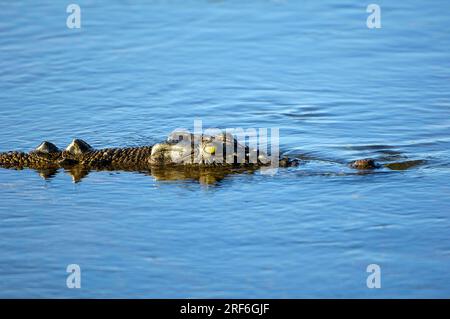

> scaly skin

[
  {"left": 0, "top": 151, "right": 61, "bottom": 169},
  {"left": 0, "top": 146, "right": 153, "bottom": 171}
]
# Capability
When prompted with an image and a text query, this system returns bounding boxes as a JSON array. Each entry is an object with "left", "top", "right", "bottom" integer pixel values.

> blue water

[{"left": 1, "top": 0, "right": 450, "bottom": 298}]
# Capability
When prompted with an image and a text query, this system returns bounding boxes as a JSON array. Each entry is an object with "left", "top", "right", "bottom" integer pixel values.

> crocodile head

[{"left": 149, "top": 131, "right": 270, "bottom": 166}]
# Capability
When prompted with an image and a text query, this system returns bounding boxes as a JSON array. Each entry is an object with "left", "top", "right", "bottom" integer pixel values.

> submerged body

[
  {"left": 0, "top": 132, "right": 293, "bottom": 171},
  {"left": 0, "top": 141, "right": 153, "bottom": 171},
  {"left": 0, "top": 132, "right": 421, "bottom": 183}
]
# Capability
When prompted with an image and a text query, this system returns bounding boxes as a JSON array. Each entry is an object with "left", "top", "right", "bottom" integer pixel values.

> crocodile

[{"left": 0, "top": 131, "right": 424, "bottom": 183}]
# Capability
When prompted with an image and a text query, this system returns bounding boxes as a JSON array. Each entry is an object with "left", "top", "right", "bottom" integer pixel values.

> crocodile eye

[{"left": 204, "top": 145, "right": 216, "bottom": 155}]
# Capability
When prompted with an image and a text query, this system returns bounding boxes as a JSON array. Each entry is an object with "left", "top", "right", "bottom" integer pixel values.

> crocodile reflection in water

[{"left": 31, "top": 165, "right": 260, "bottom": 184}]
